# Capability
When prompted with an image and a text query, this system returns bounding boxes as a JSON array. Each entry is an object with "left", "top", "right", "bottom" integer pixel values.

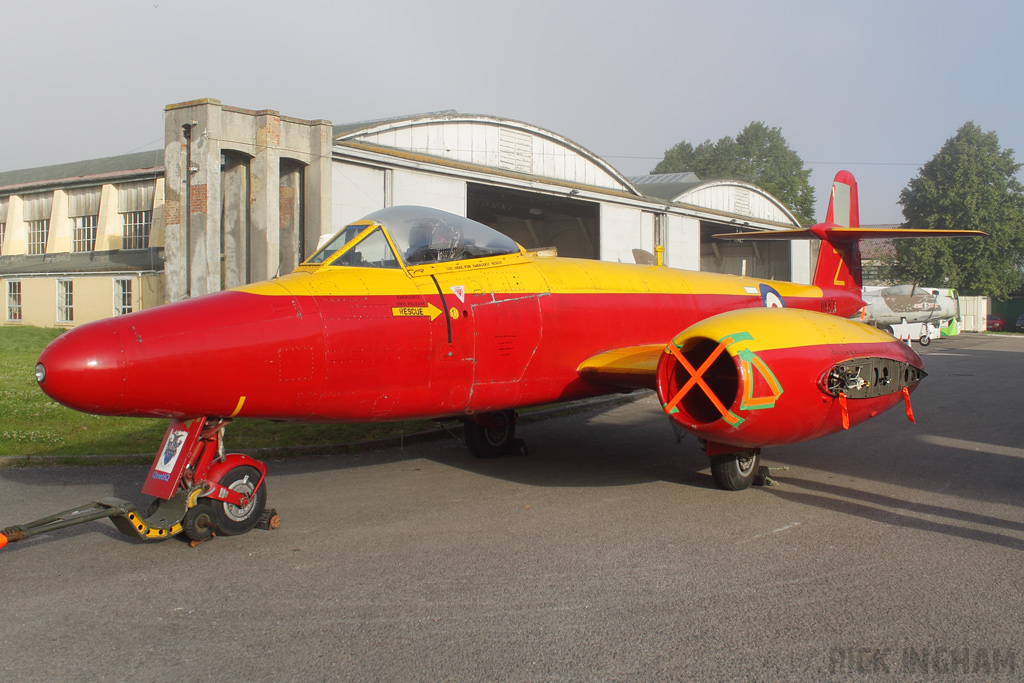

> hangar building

[{"left": 1, "top": 99, "right": 805, "bottom": 328}]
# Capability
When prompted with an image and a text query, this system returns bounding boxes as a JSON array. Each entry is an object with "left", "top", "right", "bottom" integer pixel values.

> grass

[{"left": 0, "top": 326, "right": 441, "bottom": 461}]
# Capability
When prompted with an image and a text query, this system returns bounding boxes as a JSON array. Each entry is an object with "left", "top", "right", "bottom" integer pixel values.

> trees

[
  {"left": 653, "top": 122, "right": 816, "bottom": 224},
  {"left": 888, "top": 122, "right": 1024, "bottom": 298}
]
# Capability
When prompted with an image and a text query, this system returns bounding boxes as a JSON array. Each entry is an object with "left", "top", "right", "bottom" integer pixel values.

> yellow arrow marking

[{"left": 391, "top": 302, "right": 443, "bottom": 321}]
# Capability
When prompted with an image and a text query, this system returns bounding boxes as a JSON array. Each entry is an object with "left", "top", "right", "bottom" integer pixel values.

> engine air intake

[{"left": 660, "top": 337, "right": 739, "bottom": 425}]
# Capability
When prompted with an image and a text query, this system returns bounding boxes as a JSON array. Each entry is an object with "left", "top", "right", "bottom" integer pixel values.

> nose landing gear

[{"left": 0, "top": 417, "right": 280, "bottom": 550}]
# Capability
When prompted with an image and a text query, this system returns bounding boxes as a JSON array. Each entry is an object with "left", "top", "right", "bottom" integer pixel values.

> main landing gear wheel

[
  {"left": 464, "top": 410, "right": 527, "bottom": 458},
  {"left": 710, "top": 450, "right": 761, "bottom": 491},
  {"left": 209, "top": 465, "right": 268, "bottom": 536}
]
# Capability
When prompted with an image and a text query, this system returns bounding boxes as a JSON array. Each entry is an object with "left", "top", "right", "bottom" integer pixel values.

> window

[
  {"left": 7, "top": 280, "right": 22, "bottom": 321},
  {"left": 114, "top": 278, "right": 133, "bottom": 316},
  {"left": 121, "top": 210, "right": 152, "bottom": 250},
  {"left": 73, "top": 215, "right": 99, "bottom": 252},
  {"left": 23, "top": 193, "right": 53, "bottom": 255},
  {"left": 333, "top": 229, "right": 400, "bottom": 268},
  {"left": 56, "top": 279, "right": 73, "bottom": 324},
  {"left": 118, "top": 182, "right": 155, "bottom": 251},
  {"left": 305, "top": 224, "right": 368, "bottom": 264},
  {"left": 0, "top": 221, "right": 5, "bottom": 256},
  {"left": 28, "top": 220, "right": 49, "bottom": 255},
  {"left": 68, "top": 187, "right": 101, "bottom": 252}
]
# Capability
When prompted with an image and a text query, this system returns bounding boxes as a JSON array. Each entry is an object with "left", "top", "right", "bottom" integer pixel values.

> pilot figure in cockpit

[{"left": 405, "top": 218, "right": 463, "bottom": 263}]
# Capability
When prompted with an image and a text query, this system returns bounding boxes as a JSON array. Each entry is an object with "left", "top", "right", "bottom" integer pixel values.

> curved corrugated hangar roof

[
  {"left": 629, "top": 173, "right": 799, "bottom": 226},
  {"left": 332, "top": 112, "right": 798, "bottom": 227},
  {"left": 333, "top": 110, "right": 642, "bottom": 197}
]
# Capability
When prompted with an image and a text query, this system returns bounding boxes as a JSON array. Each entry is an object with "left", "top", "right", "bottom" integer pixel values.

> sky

[{"left": 2, "top": 0, "right": 1022, "bottom": 226}]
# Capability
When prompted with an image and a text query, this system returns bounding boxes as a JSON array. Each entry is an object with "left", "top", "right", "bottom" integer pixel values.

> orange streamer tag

[
  {"left": 902, "top": 387, "right": 916, "bottom": 424},
  {"left": 839, "top": 392, "right": 849, "bottom": 430}
]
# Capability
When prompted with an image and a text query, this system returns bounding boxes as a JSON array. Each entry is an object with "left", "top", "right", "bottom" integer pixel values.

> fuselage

[{"left": 37, "top": 246, "right": 864, "bottom": 423}]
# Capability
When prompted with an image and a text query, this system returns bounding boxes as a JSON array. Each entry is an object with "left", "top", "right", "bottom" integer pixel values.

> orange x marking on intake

[{"left": 663, "top": 341, "right": 742, "bottom": 426}]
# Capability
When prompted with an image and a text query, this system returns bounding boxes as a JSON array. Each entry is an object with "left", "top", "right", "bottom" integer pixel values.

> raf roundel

[{"left": 759, "top": 283, "right": 786, "bottom": 308}]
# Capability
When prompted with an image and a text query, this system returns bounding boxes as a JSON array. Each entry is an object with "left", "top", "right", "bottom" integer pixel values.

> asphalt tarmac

[{"left": 1, "top": 334, "right": 1022, "bottom": 682}]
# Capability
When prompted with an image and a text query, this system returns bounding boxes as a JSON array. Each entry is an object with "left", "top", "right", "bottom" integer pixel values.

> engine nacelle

[{"left": 655, "top": 308, "right": 925, "bottom": 450}]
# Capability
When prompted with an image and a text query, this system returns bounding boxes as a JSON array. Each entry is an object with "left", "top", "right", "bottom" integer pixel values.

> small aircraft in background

[
  {"left": 859, "top": 285, "right": 960, "bottom": 344},
  {"left": 0, "top": 171, "right": 983, "bottom": 549}
]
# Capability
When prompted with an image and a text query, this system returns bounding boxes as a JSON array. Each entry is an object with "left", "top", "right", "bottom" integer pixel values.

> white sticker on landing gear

[{"left": 155, "top": 429, "right": 188, "bottom": 474}]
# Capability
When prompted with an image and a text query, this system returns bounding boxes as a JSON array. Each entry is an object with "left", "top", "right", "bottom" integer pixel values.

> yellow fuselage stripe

[{"left": 238, "top": 253, "right": 824, "bottom": 302}]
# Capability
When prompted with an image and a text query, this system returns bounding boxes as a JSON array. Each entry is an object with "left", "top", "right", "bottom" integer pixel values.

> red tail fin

[
  {"left": 711, "top": 170, "right": 985, "bottom": 308},
  {"left": 811, "top": 170, "right": 862, "bottom": 296}
]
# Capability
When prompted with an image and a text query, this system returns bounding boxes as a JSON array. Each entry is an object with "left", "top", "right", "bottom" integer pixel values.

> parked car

[
  {"left": 987, "top": 314, "right": 1006, "bottom": 331},
  {"left": 1016, "top": 314, "right": 1024, "bottom": 333}
]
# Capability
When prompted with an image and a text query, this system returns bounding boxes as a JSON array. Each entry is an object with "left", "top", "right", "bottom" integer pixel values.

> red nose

[{"left": 37, "top": 321, "right": 128, "bottom": 414}]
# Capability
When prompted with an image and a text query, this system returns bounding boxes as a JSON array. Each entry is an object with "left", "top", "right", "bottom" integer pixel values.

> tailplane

[{"left": 713, "top": 170, "right": 985, "bottom": 300}]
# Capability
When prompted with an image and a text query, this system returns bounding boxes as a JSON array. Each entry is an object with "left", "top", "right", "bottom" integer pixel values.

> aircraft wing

[{"left": 576, "top": 344, "right": 664, "bottom": 391}]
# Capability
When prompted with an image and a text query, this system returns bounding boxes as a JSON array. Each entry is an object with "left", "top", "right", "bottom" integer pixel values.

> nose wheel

[
  {"left": 209, "top": 465, "right": 268, "bottom": 535},
  {"left": 183, "top": 465, "right": 271, "bottom": 543}
]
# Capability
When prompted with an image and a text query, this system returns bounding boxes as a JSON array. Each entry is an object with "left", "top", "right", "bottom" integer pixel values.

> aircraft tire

[
  {"left": 464, "top": 411, "right": 516, "bottom": 459},
  {"left": 209, "top": 465, "right": 267, "bottom": 536},
  {"left": 710, "top": 451, "right": 760, "bottom": 491},
  {"left": 918, "top": 335, "right": 931, "bottom": 346}
]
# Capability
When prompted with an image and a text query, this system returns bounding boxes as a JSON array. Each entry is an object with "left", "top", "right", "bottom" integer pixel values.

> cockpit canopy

[{"left": 304, "top": 206, "right": 522, "bottom": 269}]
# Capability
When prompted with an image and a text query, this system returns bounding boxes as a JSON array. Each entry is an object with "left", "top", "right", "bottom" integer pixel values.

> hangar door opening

[
  {"left": 700, "top": 222, "right": 791, "bottom": 280},
  {"left": 467, "top": 184, "right": 600, "bottom": 259}
]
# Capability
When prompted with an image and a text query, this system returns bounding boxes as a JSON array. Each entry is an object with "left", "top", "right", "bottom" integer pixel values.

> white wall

[
  {"left": 639, "top": 212, "right": 656, "bottom": 255},
  {"left": 666, "top": 214, "right": 700, "bottom": 271},
  {"left": 961, "top": 296, "right": 988, "bottom": 332},
  {"left": 333, "top": 163, "right": 385, "bottom": 229},
  {"left": 599, "top": 204, "right": 644, "bottom": 263},
  {"left": 791, "top": 241, "right": 811, "bottom": 284},
  {"left": 391, "top": 169, "right": 465, "bottom": 214}
]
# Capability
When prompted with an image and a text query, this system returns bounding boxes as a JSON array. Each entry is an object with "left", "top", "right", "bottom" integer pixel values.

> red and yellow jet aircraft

[{"left": 1, "top": 171, "right": 982, "bottom": 548}]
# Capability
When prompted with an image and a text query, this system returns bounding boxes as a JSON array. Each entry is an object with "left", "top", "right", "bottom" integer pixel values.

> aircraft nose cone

[{"left": 36, "top": 321, "right": 127, "bottom": 414}]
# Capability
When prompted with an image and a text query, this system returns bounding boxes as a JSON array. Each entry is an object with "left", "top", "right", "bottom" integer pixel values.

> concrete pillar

[
  {"left": 221, "top": 153, "right": 249, "bottom": 288},
  {"left": 163, "top": 106, "right": 191, "bottom": 302},
  {"left": 190, "top": 106, "right": 223, "bottom": 297},
  {"left": 250, "top": 112, "right": 281, "bottom": 280},
  {"left": 304, "top": 120, "right": 334, "bottom": 253},
  {"left": 279, "top": 160, "right": 302, "bottom": 272},
  {"left": 163, "top": 98, "right": 225, "bottom": 300}
]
